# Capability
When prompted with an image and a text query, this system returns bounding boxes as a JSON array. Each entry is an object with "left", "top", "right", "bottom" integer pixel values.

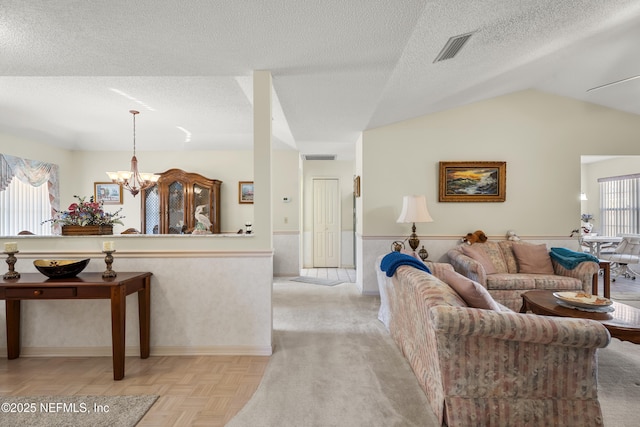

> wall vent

[
  {"left": 303, "top": 154, "right": 336, "bottom": 161},
  {"left": 433, "top": 32, "right": 474, "bottom": 63}
]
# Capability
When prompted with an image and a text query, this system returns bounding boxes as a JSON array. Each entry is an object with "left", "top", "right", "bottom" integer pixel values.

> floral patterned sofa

[
  {"left": 376, "top": 257, "right": 610, "bottom": 427},
  {"left": 447, "top": 240, "right": 599, "bottom": 311}
]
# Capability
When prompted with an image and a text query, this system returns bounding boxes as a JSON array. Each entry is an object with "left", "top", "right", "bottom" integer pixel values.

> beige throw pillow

[
  {"left": 512, "top": 243, "right": 554, "bottom": 274},
  {"left": 461, "top": 244, "right": 497, "bottom": 274},
  {"left": 442, "top": 269, "right": 501, "bottom": 311}
]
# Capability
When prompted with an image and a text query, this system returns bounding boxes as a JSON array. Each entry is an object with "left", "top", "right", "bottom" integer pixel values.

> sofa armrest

[
  {"left": 446, "top": 248, "right": 488, "bottom": 286},
  {"left": 551, "top": 259, "right": 599, "bottom": 293},
  {"left": 429, "top": 305, "right": 610, "bottom": 348}
]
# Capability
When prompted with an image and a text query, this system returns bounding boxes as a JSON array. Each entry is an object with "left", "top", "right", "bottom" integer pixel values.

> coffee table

[{"left": 520, "top": 290, "right": 640, "bottom": 344}]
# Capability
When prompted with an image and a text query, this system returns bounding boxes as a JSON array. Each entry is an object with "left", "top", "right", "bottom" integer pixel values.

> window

[
  {"left": 0, "top": 178, "right": 52, "bottom": 235},
  {"left": 599, "top": 173, "right": 640, "bottom": 236},
  {"left": 0, "top": 154, "right": 60, "bottom": 236}
]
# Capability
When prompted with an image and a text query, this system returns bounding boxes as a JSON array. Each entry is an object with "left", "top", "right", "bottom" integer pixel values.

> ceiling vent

[
  {"left": 303, "top": 154, "right": 336, "bottom": 161},
  {"left": 433, "top": 32, "right": 474, "bottom": 63}
]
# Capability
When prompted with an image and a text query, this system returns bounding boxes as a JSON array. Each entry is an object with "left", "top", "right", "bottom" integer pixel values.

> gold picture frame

[
  {"left": 439, "top": 161, "right": 506, "bottom": 202},
  {"left": 239, "top": 181, "right": 254, "bottom": 204},
  {"left": 353, "top": 175, "right": 361, "bottom": 197},
  {"left": 94, "top": 182, "right": 123, "bottom": 205}
]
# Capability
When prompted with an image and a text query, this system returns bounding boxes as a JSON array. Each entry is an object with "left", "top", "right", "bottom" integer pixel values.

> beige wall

[
  {"left": 273, "top": 150, "right": 302, "bottom": 232},
  {"left": 362, "top": 90, "right": 640, "bottom": 240},
  {"left": 357, "top": 90, "right": 640, "bottom": 293}
]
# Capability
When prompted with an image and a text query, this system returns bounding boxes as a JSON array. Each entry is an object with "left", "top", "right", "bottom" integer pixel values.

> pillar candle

[
  {"left": 102, "top": 241, "right": 115, "bottom": 252},
  {"left": 4, "top": 242, "right": 18, "bottom": 253}
]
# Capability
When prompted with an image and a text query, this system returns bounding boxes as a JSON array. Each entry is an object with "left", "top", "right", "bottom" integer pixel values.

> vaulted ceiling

[{"left": 2, "top": 1, "right": 640, "bottom": 160}]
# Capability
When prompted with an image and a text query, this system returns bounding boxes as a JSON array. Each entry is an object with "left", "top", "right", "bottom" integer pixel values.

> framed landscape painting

[
  {"left": 239, "top": 181, "right": 254, "bottom": 204},
  {"left": 439, "top": 161, "right": 506, "bottom": 202},
  {"left": 94, "top": 182, "right": 123, "bottom": 205}
]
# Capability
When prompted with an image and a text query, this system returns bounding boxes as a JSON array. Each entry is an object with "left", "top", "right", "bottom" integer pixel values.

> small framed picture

[
  {"left": 239, "top": 181, "right": 254, "bottom": 204},
  {"left": 94, "top": 182, "right": 123, "bottom": 205},
  {"left": 353, "top": 175, "right": 361, "bottom": 197}
]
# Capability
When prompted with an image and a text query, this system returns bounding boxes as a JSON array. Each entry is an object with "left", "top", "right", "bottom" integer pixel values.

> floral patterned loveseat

[
  {"left": 377, "top": 258, "right": 610, "bottom": 427},
  {"left": 447, "top": 240, "right": 599, "bottom": 311}
]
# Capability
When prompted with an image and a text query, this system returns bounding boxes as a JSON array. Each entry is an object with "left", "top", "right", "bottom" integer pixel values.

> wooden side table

[{"left": 592, "top": 260, "right": 611, "bottom": 298}]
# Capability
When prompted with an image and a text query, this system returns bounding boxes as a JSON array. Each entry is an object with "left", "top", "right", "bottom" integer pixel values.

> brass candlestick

[
  {"left": 3, "top": 251, "right": 20, "bottom": 280},
  {"left": 102, "top": 250, "right": 117, "bottom": 278},
  {"left": 418, "top": 245, "right": 429, "bottom": 262}
]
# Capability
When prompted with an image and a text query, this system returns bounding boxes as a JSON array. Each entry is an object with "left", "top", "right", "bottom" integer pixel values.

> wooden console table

[{"left": 0, "top": 272, "right": 152, "bottom": 380}]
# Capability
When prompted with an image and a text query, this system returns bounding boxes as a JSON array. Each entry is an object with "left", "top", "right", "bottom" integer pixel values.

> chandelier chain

[
  {"left": 106, "top": 109, "right": 158, "bottom": 197},
  {"left": 130, "top": 109, "right": 139, "bottom": 156}
]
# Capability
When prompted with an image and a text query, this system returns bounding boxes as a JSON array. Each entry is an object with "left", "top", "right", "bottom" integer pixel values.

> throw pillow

[
  {"left": 512, "top": 243, "right": 554, "bottom": 274},
  {"left": 442, "top": 269, "right": 501, "bottom": 311},
  {"left": 461, "top": 244, "right": 497, "bottom": 274}
]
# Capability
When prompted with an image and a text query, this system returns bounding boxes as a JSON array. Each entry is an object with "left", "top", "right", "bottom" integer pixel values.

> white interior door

[{"left": 313, "top": 179, "right": 340, "bottom": 267}]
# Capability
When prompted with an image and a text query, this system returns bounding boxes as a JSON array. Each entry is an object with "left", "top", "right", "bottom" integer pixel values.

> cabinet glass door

[
  {"left": 194, "top": 184, "right": 211, "bottom": 229},
  {"left": 168, "top": 181, "right": 185, "bottom": 233},
  {"left": 144, "top": 185, "right": 160, "bottom": 234}
]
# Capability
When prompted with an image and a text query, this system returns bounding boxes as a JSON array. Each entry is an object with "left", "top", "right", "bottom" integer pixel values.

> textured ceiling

[{"left": 1, "top": 1, "right": 640, "bottom": 160}]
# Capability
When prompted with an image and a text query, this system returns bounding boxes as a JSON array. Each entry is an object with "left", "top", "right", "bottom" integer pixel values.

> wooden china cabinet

[{"left": 141, "top": 168, "right": 222, "bottom": 234}]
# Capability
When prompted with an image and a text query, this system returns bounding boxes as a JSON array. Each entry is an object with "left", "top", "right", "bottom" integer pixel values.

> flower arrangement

[
  {"left": 581, "top": 214, "right": 594, "bottom": 223},
  {"left": 45, "top": 195, "right": 125, "bottom": 227}
]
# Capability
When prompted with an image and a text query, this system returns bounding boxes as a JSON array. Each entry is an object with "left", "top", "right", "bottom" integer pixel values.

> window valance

[{"left": 0, "top": 154, "right": 60, "bottom": 214}]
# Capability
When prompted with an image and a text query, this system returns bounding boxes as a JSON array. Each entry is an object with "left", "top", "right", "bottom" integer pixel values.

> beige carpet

[
  {"left": 227, "top": 280, "right": 640, "bottom": 427},
  {"left": 598, "top": 339, "right": 640, "bottom": 426},
  {"left": 0, "top": 395, "right": 157, "bottom": 427},
  {"left": 227, "top": 280, "right": 438, "bottom": 427}
]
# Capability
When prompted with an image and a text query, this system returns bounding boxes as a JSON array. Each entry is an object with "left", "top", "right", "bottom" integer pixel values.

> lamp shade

[{"left": 396, "top": 195, "right": 433, "bottom": 223}]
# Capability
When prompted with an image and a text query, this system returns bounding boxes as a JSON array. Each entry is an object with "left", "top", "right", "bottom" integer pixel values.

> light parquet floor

[{"left": 0, "top": 354, "right": 268, "bottom": 427}]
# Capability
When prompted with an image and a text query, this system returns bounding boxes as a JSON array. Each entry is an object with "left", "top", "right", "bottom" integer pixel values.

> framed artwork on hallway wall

[
  {"left": 239, "top": 181, "right": 254, "bottom": 204},
  {"left": 439, "top": 161, "right": 506, "bottom": 202}
]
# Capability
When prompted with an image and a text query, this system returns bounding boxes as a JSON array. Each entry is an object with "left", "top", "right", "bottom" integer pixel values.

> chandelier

[{"left": 106, "top": 110, "right": 159, "bottom": 197}]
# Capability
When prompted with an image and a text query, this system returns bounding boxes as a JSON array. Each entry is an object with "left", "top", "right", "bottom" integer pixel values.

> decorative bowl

[{"left": 34, "top": 259, "right": 90, "bottom": 279}]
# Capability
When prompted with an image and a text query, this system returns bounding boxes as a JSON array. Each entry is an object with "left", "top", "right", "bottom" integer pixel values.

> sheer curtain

[
  {"left": 599, "top": 173, "right": 640, "bottom": 236},
  {"left": 0, "top": 154, "right": 60, "bottom": 235}
]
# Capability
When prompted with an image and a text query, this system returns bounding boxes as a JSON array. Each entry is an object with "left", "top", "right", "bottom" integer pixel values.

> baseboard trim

[{"left": 2, "top": 345, "right": 273, "bottom": 358}]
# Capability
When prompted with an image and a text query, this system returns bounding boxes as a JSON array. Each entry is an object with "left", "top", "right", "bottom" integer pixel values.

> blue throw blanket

[
  {"left": 380, "top": 251, "right": 431, "bottom": 277},
  {"left": 549, "top": 247, "right": 599, "bottom": 269}
]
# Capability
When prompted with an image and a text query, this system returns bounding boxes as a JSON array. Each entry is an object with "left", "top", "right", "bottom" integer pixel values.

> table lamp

[{"left": 397, "top": 195, "right": 434, "bottom": 260}]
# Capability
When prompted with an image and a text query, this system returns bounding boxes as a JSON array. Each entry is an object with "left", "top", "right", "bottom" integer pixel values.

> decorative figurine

[{"left": 506, "top": 230, "right": 521, "bottom": 241}]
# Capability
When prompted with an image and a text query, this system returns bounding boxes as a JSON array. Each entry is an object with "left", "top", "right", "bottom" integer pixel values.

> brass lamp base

[
  {"left": 408, "top": 223, "right": 420, "bottom": 251},
  {"left": 406, "top": 223, "right": 429, "bottom": 261}
]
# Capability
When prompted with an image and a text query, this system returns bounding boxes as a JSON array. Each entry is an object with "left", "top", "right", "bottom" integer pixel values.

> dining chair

[{"left": 602, "top": 234, "right": 640, "bottom": 281}]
